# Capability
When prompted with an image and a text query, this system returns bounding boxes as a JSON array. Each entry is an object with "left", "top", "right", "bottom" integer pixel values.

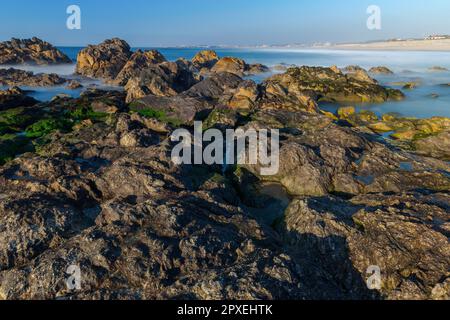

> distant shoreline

[{"left": 313, "top": 39, "right": 450, "bottom": 52}]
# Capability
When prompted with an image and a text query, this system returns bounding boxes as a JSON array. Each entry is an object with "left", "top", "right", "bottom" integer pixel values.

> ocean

[{"left": 1, "top": 46, "right": 450, "bottom": 119}]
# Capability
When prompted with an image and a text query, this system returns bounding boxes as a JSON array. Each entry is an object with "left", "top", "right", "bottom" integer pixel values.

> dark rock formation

[
  {"left": 113, "top": 50, "right": 167, "bottom": 86},
  {"left": 0, "top": 87, "right": 38, "bottom": 110},
  {"left": 0, "top": 68, "right": 67, "bottom": 87},
  {"left": 124, "top": 61, "right": 199, "bottom": 103},
  {"left": 0, "top": 37, "right": 71, "bottom": 65},
  {"left": 0, "top": 103, "right": 448, "bottom": 300}
]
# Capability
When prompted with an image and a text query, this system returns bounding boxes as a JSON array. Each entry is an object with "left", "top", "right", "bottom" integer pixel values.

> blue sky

[{"left": 1, "top": 0, "right": 449, "bottom": 46}]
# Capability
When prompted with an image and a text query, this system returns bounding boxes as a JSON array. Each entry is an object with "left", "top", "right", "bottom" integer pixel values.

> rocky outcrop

[
  {"left": 124, "top": 61, "right": 199, "bottom": 103},
  {"left": 66, "top": 80, "right": 83, "bottom": 90},
  {"left": 342, "top": 65, "right": 378, "bottom": 84},
  {"left": 113, "top": 50, "right": 167, "bottom": 86},
  {"left": 0, "top": 87, "right": 38, "bottom": 110},
  {"left": 0, "top": 37, "right": 71, "bottom": 65},
  {"left": 414, "top": 131, "right": 450, "bottom": 160},
  {"left": 369, "top": 66, "right": 394, "bottom": 74},
  {"left": 262, "top": 66, "right": 404, "bottom": 106},
  {"left": 185, "top": 72, "right": 260, "bottom": 110},
  {"left": 75, "top": 38, "right": 133, "bottom": 80},
  {"left": 0, "top": 53, "right": 449, "bottom": 300},
  {"left": 0, "top": 68, "right": 66, "bottom": 87},
  {"left": 243, "top": 109, "right": 450, "bottom": 198},
  {"left": 282, "top": 192, "right": 450, "bottom": 300},
  {"left": 191, "top": 50, "right": 219, "bottom": 70},
  {"left": 211, "top": 57, "right": 269, "bottom": 76},
  {"left": 0, "top": 100, "right": 448, "bottom": 299}
]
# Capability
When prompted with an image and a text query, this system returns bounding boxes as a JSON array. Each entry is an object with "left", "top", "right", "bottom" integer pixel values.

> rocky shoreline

[{"left": 0, "top": 38, "right": 448, "bottom": 300}]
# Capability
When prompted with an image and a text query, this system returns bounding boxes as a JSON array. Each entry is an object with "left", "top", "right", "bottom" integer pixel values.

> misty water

[{"left": 1, "top": 47, "right": 449, "bottom": 118}]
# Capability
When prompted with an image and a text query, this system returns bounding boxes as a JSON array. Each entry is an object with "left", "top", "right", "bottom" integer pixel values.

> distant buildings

[{"left": 426, "top": 35, "right": 450, "bottom": 40}]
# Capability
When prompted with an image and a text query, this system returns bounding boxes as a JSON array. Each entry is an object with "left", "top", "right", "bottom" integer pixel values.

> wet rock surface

[
  {"left": 0, "top": 37, "right": 71, "bottom": 65},
  {"left": 0, "top": 87, "right": 38, "bottom": 110},
  {"left": 0, "top": 68, "right": 67, "bottom": 87},
  {"left": 0, "top": 89, "right": 448, "bottom": 299},
  {"left": 263, "top": 66, "right": 404, "bottom": 105},
  {"left": 0, "top": 41, "right": 449, "bottom": 300}
]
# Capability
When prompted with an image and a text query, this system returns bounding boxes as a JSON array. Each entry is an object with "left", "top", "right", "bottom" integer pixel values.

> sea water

[{"left": 0, "top": 47, "right": 449, "bottom": 119}]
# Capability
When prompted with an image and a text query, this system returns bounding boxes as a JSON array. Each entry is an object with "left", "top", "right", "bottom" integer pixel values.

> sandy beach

[{"left": 322, "top": 39, "right": 450, "bottom": 51}]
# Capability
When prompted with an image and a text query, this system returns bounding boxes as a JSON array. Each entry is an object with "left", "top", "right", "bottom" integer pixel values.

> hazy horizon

[{"left": 1, "top": 0, "right": 450, "bottom": 47}]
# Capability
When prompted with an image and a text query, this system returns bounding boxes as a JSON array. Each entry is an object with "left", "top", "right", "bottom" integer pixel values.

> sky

[{"left": 1, "top": 0, "right": 449, "bottom": 47}]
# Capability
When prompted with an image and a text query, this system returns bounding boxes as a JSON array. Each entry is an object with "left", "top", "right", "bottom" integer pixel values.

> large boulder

[
  {"left": 0, "top": 37, "right": 71, "bottom": 65},
  {"left": 75, "top": 38, "right": 132, "bottom": 80},
  {"left": 211, "top": 57, "right": 269, "bottom": 76},
  {"left": 184, "top": 72, "right": 260, "bottom": 109},
  {"left": 113, "top": 50, "right": 167, "bottom": 85},
  {"left": 185, "top": 72, "right": 244, "bottom": 100},
  {"left": 342, "top": 65, "right": 378, "bottom": 84},
  {"left": 124, "top": 61, "right": 199, "bottom": 103},
  {"left": 191, "top": 50, "right": 219, "bottom": 70}
]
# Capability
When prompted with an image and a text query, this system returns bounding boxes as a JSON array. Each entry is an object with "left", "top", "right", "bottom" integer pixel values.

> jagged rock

[
  {"left": 124, "top": 61, "right": 199, "bottom": 103},
  {"left": 76, "top": 38, "right": 133, "bottom": 80},
  {"left": 369, "top": 66, "right": 394, "bottom": 74},
  {"left": 414, "top": 131, "right": 450, "bottom": 160},
  {"left": 247, "top": 63, "right": 270, "bottom": 74},
  {"left": 185, "top": 72, "right": 244, "bottom": 100},
  {"left": 0, "top": 68, "right": 66, "bottom": 87},
  {"left": 343, "top": 66, "right": 378, "bottom": 84},
  {"left": 211, "top": 57, "right": 269, "bottom": 76},
  {"left": 191, "top": 50, "right": 219, "bottom": 70},
  {"left": 262, "top": 66, "right": 404, "bottom": 106},
  {"left": 211, "top": 57, "right": 247, "bottom": 76},
  {"left": 185, "top": 72, "right": 259, "bottom": 109},
  {"left": 0, "top": 98, "right": 448, "bottom": 300},
  {"left": 130, "top": 95, "right": 211, "bottom": 125},
  {"left": 228, "top": 80, "right": 260, "bottom": 109},
  {"left": 282, "top": 192, "right": 450, "bottom": 300},
  {"left": 0, "top": 37, "right": 71, "bottom": 65},
  {"left": 66, "top": 80, "right": 83, "bottom": 90},
  {"left": 243, "top": 109, "right": 450, "bottom": 197},
  {"left": 0, "top": 59, "right": 449, "bottom": 301},
  {"left": 0, "top": 87, "right": 38, "bottom": 110},
  {"left": 113, "top": 50, "right": 167, "bottom": 86}
]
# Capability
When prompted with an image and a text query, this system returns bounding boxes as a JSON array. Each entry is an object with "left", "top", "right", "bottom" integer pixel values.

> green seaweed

[{"left": 25, "top": 118, "right": 72, "bottom": 138}]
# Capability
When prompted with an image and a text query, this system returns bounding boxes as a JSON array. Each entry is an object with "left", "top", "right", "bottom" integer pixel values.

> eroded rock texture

[{"left": 0, "top": 38, "right": 71, "bottom": 65}]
